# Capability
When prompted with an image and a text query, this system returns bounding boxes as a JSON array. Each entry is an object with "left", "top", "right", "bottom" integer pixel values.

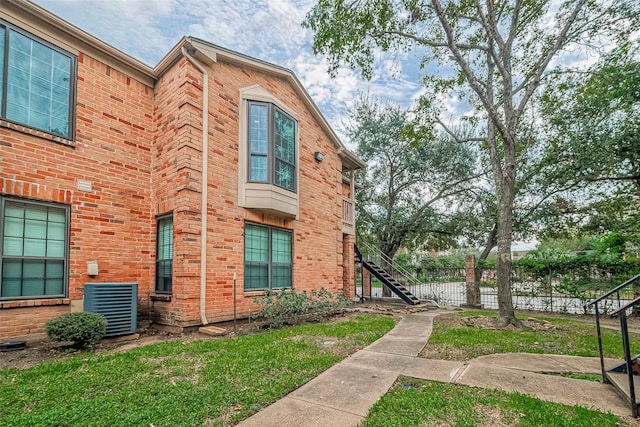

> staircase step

[{"left": 361, "top": 259, "right": 420, "bottom": 306}]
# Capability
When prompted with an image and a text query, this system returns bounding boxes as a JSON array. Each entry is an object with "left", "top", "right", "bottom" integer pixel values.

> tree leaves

[{"left": 349, "top": 97, "right": 480, "bottom": 257}]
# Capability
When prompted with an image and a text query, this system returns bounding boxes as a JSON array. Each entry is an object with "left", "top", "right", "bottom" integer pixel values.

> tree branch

[
  {"left": 435, "top": 117, "right": 486, "bottom": 143},
  {"left": 515, "top": 0, "right": 588, "bottom": 120},
  {"left": 372, "top": 30, "right": 489, "bottom": 52},
  {"left": 429, "top": 0, "right": 512, "bottom": 142},
  {"left": 587, "top": 174, "right": 640, "bottom": 183}
]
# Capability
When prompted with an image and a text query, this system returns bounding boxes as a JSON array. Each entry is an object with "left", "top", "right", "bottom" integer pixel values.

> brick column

[
  {"left": 342, "top": 234, "right": 356, "bottom": 299},
  {"left": 362, "top": 268, "right": 372, "bottom": 300}
]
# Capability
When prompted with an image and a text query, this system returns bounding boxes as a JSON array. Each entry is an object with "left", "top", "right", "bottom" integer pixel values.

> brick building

[{"left": 0, "top": 0, "right": 364, "bottom": 339}]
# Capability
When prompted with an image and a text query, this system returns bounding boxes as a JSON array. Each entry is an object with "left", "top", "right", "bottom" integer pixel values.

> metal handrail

[
  {"left": 586, "top": 273, "right": 640, "bottom": 417},
  {"left": 586, "top": 273, "right": 640, "bottom": 307},
  {"left": 611, "top": 300, "right": 640, "bottom": 417},
  {"left": 610, "top": 295, "right": 640, "bottom": 319},
  {"left": 356, "top": 240, "right": 422, "bottom": 287}
]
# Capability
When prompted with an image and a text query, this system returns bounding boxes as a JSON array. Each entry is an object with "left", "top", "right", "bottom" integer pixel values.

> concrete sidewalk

[{"left": 238, "top": 310, "right": 631, "bottom": 426}]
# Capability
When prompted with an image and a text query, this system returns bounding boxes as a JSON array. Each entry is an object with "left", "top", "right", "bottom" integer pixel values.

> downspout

[{"left": 182, "top": 46, "right": 209, "bottom": 325}]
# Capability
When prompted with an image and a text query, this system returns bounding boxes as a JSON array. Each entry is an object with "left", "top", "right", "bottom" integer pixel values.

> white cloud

[
  {"left": 31, "top": 0, "right": 431, "bottom": 147},
  {"left": 35, "top": 0, "right": 179, "bottom": 65},
  {"left": 181, "top": 0, "right": 315, "bottom": 63}
]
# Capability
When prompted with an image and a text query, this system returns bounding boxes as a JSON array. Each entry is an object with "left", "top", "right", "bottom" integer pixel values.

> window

[
  {"left": 244, "top": 223, "right": 292, "bottom": 290},
  {"left": 1, "top": 198, "right": 68, "bottom": 299},
  {"left": 155, "top": 215, "right": 173, "bottom": 293},
  {"left": 238, "top": 87, "right": 299, "bottom": 218},
  {"left": 248, "top": 101, "right": 297, "bottom": 192},
  {"left": 0, "top": 20, "right": 76, "bottom": 139}
]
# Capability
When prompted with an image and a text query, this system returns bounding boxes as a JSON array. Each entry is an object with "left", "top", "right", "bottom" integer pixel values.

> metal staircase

[
  {"left": 586, "top": 273, "right": 640, "bottom": 417},
  {"left": 355, "top": 242, "right": 421, "bottom": 305}
]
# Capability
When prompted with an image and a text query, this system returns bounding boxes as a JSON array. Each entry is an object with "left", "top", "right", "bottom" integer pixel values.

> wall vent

[{"left": 84, "top": 283, "right": 138, "bottom": 337}]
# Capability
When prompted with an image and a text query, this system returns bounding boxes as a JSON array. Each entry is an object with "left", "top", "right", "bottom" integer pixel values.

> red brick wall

[
  {"left": 0, "top": 51, "right": 154, "bottom": 338},
  {"left": 1, "top": 34, "right": 356, "bottom": 338},
  {"left": 151, "top": 58, "right": 206, "bottom": 326},
  {"left": 343, "top": 234, "right": 356, "bottom": 299},
  {"left": 202, "top": 59, "right": 349, "bottom": 324},
  {"left": 148, "top": 56, "right": 353, "bottom": 326}
]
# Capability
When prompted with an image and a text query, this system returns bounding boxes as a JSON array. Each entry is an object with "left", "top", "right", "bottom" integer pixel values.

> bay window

[{"left": 248, "top": 102, "right": 297, "bottom": 192}]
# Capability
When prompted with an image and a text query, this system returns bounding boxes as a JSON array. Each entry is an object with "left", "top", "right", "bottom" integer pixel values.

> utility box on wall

[{"left": 84, "top": 283, "right": 138, "bottom": 337}]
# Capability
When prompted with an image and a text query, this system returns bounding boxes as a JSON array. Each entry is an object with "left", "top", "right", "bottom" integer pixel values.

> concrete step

[{"left": 199, "top": 326, "right": 227, "bottom": 336}]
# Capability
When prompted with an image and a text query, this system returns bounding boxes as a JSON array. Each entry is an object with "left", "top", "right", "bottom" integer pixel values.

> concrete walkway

[{"left": 238, "top": 310, "right": 632, "bottom": 426}]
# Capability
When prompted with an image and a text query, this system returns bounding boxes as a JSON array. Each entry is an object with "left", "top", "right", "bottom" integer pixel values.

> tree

[
  {"left": 541, "top": 44, "right": 640, "bottom": 191},
  {"left": 304, "top": 0, "right": 638, "bottom": 326},
  {"left": 349, "top": 98, "right": 481, "bottom": 295},
  {"left": 537, "top": 43, "right": 640, "bottom": 240}
]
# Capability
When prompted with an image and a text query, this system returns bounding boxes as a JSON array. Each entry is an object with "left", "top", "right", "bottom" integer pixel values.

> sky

[
  {"left": 30, "top": 0, "right": 562, "bottom": 252},
  {"left": 32, "top": 0, "right": 424, "bottom": 148},
  {"left": 29, "top": 1, "right": 630, "bottom": 253}
]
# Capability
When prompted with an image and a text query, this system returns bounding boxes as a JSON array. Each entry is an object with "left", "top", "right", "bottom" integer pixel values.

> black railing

[
  {"left": 609, "top": 295, "right": 640, "bottom": 417},
  {"left": 585, "top": 273, "right": 640, "bottom": 384},
  {"left": 586, "top": 273, "right": 640, "bottom": 417},
  {"left": 356, "top": 240, "right": 424, "bottom": 290}
]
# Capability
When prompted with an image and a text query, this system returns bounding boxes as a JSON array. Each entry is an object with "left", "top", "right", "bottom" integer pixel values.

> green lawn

[
  {"left": 424, "top": 310, "right": 640, "bottom": 360},
  {"left": 360, "top": 311, "right": 637, "bottom": 426},
  {"left": 0, "top": 314, "right": 395, "bottom": 427},
  {"left": 360, "top": 377, "right": 629, "bottom": 427}
]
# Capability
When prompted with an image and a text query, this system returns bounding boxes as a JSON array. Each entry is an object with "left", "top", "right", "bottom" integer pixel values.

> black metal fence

[{"left": 358, "top": 265, "right": 638, "bottom": 315}]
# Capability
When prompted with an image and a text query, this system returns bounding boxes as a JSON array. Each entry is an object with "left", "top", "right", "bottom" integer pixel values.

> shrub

[
  {"left": 252, "top": 288, "right": 349, "bottom": 327},
  {"left": 46, "top": 312, "right": 107, "bottom": 348}
]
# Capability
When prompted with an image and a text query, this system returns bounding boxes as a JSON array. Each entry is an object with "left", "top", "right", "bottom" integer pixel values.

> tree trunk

[
  {"left": 484, "top": 44, "right": 521, "bottom": 328},
  {"left": 494, "top": 170, "right": 521, "bottom": 328},
  {"left": 472, "top": 222, "right": 497, "bottom": 307}
]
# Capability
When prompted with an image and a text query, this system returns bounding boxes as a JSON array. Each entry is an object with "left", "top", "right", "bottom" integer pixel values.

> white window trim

[{"left": 238, "top": 85, "right": 300, "bottom": 219}]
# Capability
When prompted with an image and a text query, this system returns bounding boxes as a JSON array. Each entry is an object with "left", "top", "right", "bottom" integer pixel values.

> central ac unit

[{"left": 84, "top": 282, "right": 138, "bottom": 337}]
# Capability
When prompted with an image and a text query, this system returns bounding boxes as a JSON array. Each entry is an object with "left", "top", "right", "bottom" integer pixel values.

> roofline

[
  {"left": 183, "top": 38, "right": 366, "bottom": 170},
  {"left": 8, "top": 1, "right": 366, "bottom": 170},
  {"left": 5, "top": 0, "right": 155, "bottom": 83}
]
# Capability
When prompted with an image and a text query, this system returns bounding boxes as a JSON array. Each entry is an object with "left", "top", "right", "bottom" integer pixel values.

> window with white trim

[
  {"left": 248, "top": 101, "right": 297, "bottom": 192},
  {"left": 244, "top": 223, "right": 292, "bottom": 290},
  {"left": 1, "top": 198, "right": 69, "bottom": 299},
  {"left": 0, "top": 20, "right": 76, "bottom": 139}
]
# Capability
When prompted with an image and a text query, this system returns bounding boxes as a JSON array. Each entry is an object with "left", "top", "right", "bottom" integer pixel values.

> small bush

[
  {"left": 46, "top": 312, "right": 107, "bottom": 348},
  {"left": 252, "top": 288, "right": 349, "bottom": 327}
]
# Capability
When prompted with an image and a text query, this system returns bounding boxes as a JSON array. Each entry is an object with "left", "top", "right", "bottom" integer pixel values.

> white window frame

[{"left": 238, "top": 85, "right": 300, "bottom": 219}]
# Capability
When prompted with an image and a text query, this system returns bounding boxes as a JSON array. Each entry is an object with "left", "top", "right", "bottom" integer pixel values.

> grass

[
  {"left": 557, "top": 372, "right": 602, "bottom": 382},
  {"left": 425, "top": 310, "right": 640, "bottom": 360},
  {"left": 359, "top": 310, "right": 637, "bottom": 426},
  {"left": 0, "top": 314, "right": 395, "bottom": 427},
  {"left": 359, "top": 377, "right": 630, "bottom": 427}
]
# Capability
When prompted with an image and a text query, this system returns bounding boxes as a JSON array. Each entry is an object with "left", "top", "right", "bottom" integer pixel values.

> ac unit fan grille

[{"left": 84, "top": 283, "right": 138, "bottom": 337}]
